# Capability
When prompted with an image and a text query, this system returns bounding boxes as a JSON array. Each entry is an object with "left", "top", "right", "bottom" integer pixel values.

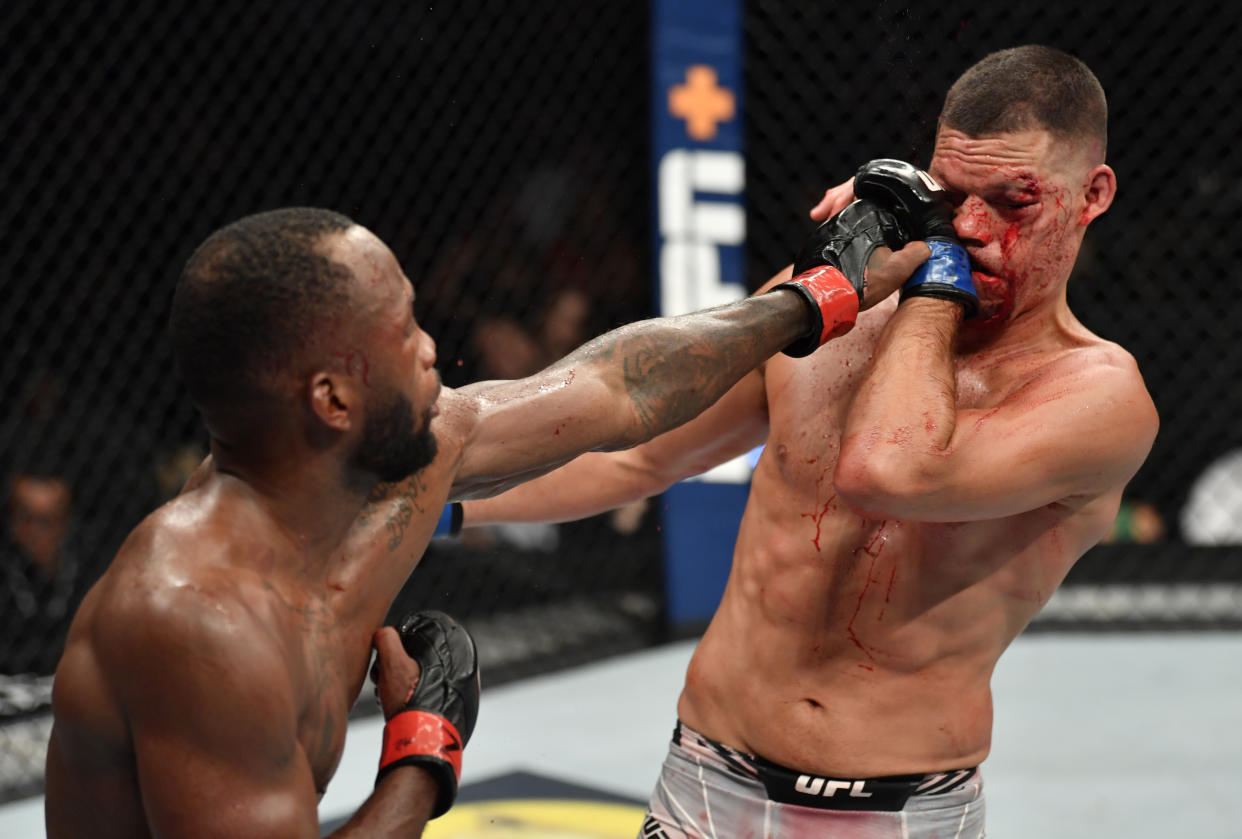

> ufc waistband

[{"left": 672, "top": 720, "right": 978, "bottom": 812}]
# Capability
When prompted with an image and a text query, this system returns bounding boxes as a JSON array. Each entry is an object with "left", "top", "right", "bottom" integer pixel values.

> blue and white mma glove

[{"left": 853, "top": 158, "right": 978, "bottom": 316}]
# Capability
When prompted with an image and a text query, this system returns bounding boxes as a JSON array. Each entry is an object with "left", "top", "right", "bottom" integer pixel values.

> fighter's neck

[
  {"left": 207, "top": 450, "right": 370, "bottom": 571},
  {"left": 955, "top": 284, "right": 1077, "bottom": 357}
]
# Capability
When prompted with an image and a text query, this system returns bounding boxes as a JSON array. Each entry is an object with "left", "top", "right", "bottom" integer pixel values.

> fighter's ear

[
  {"left": 1080, "top": 163, "right": 1116, "bottom": 226},
  {"left": 309, "top": 371, "right": 356, "bottom": 432}
]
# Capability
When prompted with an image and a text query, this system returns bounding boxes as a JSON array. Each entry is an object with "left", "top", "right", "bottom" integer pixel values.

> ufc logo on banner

[{"left": 657, "top": 148, "right": 745, "bottom": 317}]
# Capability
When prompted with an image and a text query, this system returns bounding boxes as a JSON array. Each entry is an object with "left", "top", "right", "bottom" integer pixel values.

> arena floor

[{"left": 2, "top": 632, "right": 1240, "bottom": 837}]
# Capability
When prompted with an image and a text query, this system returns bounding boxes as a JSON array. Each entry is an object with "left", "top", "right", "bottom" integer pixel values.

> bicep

[
  {"left": 110, "top": 607, "right": 320, "bottom": 838},
  {"left": 441, "top": 373, "right": 626, "bottom": 495},
  {"left": 442, "top": 357, "right": 770, "bottom": 501},
  {"left": 461, "top": 364, "right": 768, "bottom": 505}
]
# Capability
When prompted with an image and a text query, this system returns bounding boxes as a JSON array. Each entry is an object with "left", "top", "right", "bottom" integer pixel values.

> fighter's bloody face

[{"left": 928, "top": 127, "right": 1095, "bottom": 326}]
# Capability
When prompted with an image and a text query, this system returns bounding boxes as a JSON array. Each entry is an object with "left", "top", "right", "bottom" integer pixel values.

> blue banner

[{"left": 651, "top": 0, "right": 748, "bottom": 629}]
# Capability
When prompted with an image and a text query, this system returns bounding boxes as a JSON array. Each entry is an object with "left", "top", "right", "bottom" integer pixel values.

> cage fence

[{"left": 3, "top": 0, "right": 1240, "bottom": 804}]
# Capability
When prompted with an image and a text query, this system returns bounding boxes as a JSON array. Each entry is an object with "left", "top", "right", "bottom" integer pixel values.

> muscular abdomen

[{"left": 677, "top": 446, "right": 1093, "bottom": 776}]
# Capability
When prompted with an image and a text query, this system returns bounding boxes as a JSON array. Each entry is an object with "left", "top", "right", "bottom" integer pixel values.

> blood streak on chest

[
  {"left": 877, "top": 564, "right": 898, "bottom": 622},
  {"left": 973, "top": 406, "right": 1001, "bottom": 432},
  {"left": 799, "top": 464, "right": 837, "bottom": 552},
  {"left": 845, "top": 521, "right": 891, "bottom": 667}
]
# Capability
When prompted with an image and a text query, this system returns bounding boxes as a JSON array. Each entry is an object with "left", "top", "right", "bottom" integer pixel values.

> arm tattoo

[
  {"left": 572, "top": 293, "right": 806, "bottom": 439},
  {"left": 359, "top": 474, "right": 432, "bottom": 552}
]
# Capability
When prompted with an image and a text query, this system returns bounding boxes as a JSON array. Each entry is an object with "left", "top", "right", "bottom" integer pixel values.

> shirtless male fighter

[
  {"left": 45, "top": 203, "right": 916, "bottom": 837},
  {"left": 461, "top": 45, "right": 1158, "bottom": 836}
]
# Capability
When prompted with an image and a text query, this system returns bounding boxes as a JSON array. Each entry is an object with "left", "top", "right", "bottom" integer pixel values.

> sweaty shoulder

[
  {"left": 53, "top": 502, "right": 299, "bottom": 776},
  {"left": 1055, "top": 333, "right": 1152, "bottom": 406},
  {"left": 1037, "top": 333, "right": 1159, "bottom": 479},
  {"left": 87, "top": 495, "right": 298, "bottom": 703}
]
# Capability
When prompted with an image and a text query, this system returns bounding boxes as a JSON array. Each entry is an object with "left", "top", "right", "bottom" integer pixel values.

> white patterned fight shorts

[{"left": 639, "top": 721, "right": 986, "bottom": 838}]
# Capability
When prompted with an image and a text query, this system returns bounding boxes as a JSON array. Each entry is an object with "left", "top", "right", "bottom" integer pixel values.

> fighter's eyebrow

[
  {"left": 994, "top": 172, "right": 1040, "bottom": 193},
  {"left": 933, "top": 179, "right": 968, "bottom": 205},
  {"left": 924, "top": 165, "right": 963, "bottom": 201}
]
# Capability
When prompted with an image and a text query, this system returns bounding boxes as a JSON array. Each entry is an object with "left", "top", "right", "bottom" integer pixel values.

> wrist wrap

[
  {"left": 854, "top": 158, "right": 979, "bottom": 316},
  {"left": 378, "top": 710, "right": 464, "bottom": 817},
  {"left": 900, "top": 240, "right": 977, "bottom": 315},
  {"left": 373, "top": 610, "right": 480, "bottom": 819},
  {"left": 772, "top": 266, "right": 860, "bottom": 357}
]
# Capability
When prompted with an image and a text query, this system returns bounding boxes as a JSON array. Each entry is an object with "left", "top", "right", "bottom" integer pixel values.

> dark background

[{"left": 2, "top": 0, "right": 1239, "bottom": 684}]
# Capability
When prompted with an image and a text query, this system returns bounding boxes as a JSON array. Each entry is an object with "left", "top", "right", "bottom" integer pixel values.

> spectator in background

[
  {"left": 421, "top": 160, "right": 648, "bottom": 554},
  {"left": 0, "top": 455, "right": 86, "bottom": 675},
  {"left": 537, "top": 287, "right": 594, "bottom": 360},
  {"left": 463, "top": 286, "right": 601, "bottom": 552},
  {"left": 1101, "top": 497, "right": 1166, "bottom": 544}
]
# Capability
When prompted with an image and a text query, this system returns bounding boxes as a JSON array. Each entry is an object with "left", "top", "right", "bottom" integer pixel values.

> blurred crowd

[{"left": 1, "top": 157, "right": 655, "bottom": 677}]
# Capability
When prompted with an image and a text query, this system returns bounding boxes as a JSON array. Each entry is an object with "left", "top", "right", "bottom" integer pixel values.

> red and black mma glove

[
  {"left": 376, "top": 610, "right": 481, "bottom": 819},
  {"left": 773, "top": 198, "right": 908, "bottom": 357},
  {"left": 852, "top": 158, "right": 978, "bottom": 316}
]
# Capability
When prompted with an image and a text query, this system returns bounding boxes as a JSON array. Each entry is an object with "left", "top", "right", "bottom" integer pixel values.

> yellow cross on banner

[{"left": 668, "top": 65, "right": 736, "bottom": 141}]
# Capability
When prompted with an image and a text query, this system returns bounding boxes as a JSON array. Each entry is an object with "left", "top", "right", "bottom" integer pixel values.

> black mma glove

[
  {"left": 774, "top": 199, "right": 908, "bottom": 357},
  {"left": 853, "top": 158, "right": 978, "bottom": 316},
  {"left": 376, "top": 610, "right": 481, "bottom": 818}
]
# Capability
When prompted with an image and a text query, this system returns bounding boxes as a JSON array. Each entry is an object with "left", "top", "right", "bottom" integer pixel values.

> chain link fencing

[
  {"left": 743, "top": 0, "right": 1242, "bottom": 628},
  {"left": 2, "top": 0, "right": 1239, "bottom": 804},
  {"left": 0, "top": 0, "right": 657, "bottom": 799}
]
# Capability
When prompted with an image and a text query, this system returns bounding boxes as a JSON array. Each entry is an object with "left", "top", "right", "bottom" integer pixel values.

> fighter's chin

[{"left": 969, "top": 271, "right": 1014, "bottom": 323}]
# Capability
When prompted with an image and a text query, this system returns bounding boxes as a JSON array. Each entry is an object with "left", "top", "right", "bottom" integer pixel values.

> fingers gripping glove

[
  {"left": 376, "top": 610, "right": 481, "bottom": 818},
  {"left": 853, "top": 158, "right": 978, "bottom": 316},
  {"left": 774, "top": 199, "right": 908, "bottom": 357}
]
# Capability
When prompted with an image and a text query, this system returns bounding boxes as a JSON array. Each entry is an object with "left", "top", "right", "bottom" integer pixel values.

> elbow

[
  {"left": 616, "top": 451, "right": 682, "bottom": 501},
  {"left": 834, "top": 439, "right": 934, "bottom": 519}
]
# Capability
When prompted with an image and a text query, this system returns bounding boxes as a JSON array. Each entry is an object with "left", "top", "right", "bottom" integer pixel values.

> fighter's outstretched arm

[
  {"left": 351, "top": 202, "right": 920, "bottom": 562},
  {"left": 441, "top": 233, "right": 927, "bottom": 502},
  {"left": 438, "top": 290, "right": 805, "bottom": 501},
  {"left": 460, "top": 354, "right": 771, "bottom": 525},
  {"left": 834, "top": 297, "right": 1158, "bottom": 523},
  {"left": 450, "top": 261, "right": 837, "bottom": 524}
]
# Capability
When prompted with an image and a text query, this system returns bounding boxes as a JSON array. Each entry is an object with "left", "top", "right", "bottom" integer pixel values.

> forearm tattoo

[{"left": 571, "top": 293, "right": 805, "bottom": 438}]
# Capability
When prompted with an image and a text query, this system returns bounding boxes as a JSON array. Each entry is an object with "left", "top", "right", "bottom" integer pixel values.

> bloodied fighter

[{"left": 461, "top": 45, "right": 1158, "bottom": 836}]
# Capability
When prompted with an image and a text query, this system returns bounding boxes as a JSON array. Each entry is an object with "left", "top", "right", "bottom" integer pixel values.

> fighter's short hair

[
  {"left": 169, "top": 207, "right": 355, "bottom": 414},
  {"left": 940, "top": 45, "right": 1108, "bottom": 160}
]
